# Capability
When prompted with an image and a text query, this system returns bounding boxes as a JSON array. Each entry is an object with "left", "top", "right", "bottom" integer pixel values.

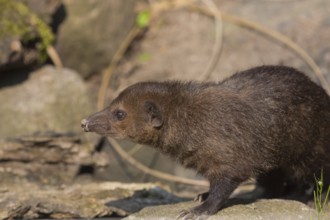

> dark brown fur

[{"left": 82, "top": 65, "right": 330, "bottom": 219}]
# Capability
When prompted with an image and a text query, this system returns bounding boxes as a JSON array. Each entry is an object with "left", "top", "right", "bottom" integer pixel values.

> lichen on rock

[{"left": 0, "top": 0, "right": 54, "bottom": 63}]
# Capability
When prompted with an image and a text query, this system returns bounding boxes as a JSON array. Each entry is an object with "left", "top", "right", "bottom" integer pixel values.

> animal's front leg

[{"left": 178, "top": 176, "right": 242, "bottom": 220}]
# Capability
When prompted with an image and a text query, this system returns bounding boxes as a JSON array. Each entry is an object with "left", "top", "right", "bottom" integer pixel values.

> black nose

[{"left": 81, "top": 119, "right": 89, "bottom": 132}]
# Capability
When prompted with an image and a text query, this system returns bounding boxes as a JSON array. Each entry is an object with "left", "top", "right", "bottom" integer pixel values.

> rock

[
  {"left": 0, "top": 65, "right": 94, "bottom": 138},
  {"left": 0, "top": 182, "right": 182, "bottom": 219},
  {"left": 22, "top": 0, "right": 63, "bottom": 26},
  {"left": 112, "top": 0, "right": 330, "bottom": 94},
  {"left": 55, "top": 0, "right": 136, "bottom": 78},
  {"left": 0, "top": 132, "right": 106, "bottom": 185},
  {"left": 124, "top": 199, "right": 328, "bottom": 220},
  {"left": 0, "top": 0, "right": 58, "bottom": 72}
]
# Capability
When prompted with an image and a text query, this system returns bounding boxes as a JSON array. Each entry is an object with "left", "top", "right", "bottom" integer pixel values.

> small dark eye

[{"left": 114, "top": 110, "right": 126, "bottom": 121}]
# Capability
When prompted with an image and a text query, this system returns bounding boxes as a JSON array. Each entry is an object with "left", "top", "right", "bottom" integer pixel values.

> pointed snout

[
  {"left": 81, "top": 110, "right": 112, "bottom": 135},
  {"left": 81, "top": 118, "right": 89, "bottom": 132}
]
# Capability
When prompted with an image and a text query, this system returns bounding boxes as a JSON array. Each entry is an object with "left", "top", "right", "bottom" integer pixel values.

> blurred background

[{"left": 0, "top": 0, "right": 329, "bottom": 219}]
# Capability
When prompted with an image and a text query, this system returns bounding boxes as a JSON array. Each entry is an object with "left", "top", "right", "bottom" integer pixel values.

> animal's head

[{"left": 81, "top": 82, "right": 165, "bottom": 144}]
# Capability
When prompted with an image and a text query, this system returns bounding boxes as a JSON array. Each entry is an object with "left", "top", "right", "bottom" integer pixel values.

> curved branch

[
  {"left": 189, "top": 3, "right": 330, "bottom": 94},
  {"left": 97, "top": 26, "right": 142, "bottom": 110},
  {"left": 107, "top": 137, "right": 209, "bottom": 187},
  {"left": 200, "top": 0, "right": 224, "bottom": 80}
]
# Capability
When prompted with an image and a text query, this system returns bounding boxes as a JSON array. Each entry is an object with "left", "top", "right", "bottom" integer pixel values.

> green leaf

[{"left": 136, "top": 10, "right": 150, "bottom": 28}]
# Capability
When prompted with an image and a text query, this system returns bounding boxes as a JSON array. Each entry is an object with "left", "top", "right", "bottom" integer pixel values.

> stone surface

[
  {"left": 0, "top": 182, "right": 182, "bottom": 219},
  {"left": 0, "top": 65, "right": 94, "bottom": 137},
  {"left": 0, "top": 132, "right": 106, "bottom": 185},
  {"left": 0, "top": 133, "right": 183, "bottom": 219},
  {"left": 111, "top": 0, "right": 330, "bottom": 95},
  {"left": 55, "top": 0, "right": 137, "bottom": 78},
  {"left": 0, "top": 0, "right": 60, "bottom": 72},
  {"left": 22, "top": 0, "right": 63, "bottom": 25},
  {"left": 124, "top": 199, "right": 329, "bottom": 220}
]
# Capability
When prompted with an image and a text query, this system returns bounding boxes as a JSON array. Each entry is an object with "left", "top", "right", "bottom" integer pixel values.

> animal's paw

[
  {"left": 194, "top": 192, "right": 209, "bottom": 203},
  {"left": 177, "top": 209, "right": 209, "bottom": 220}
]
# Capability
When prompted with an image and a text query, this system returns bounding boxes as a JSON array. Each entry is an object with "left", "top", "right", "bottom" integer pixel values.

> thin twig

[
  {"left": 188, "top": 3, "right": 330, "bottom": 94},
  {"left": 97, "top": 26, "right": 142, "bottom": 110},
  {"left": 108, "top": 137, "right": 209, "bottom": 186},
  {"left": 47, "top": 46, "right": 63, "bottom": 69},
  {"left": 128, "top": 144, "right": 144, "bottom": 156},
  {"left": 143, "top": 0, "right": 329, "bottom": 92},
  {"left": 200, "top": 0, "right": 223, "bottom": 80}
]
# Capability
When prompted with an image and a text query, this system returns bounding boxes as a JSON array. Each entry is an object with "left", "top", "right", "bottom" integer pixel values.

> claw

[
  {"left": 177, "top": 209, "right": 197, "bottom": 220},
  {"left": 177, "top": 209, "right": 209, "bottom": 220},
  {"left": 194, "top": 192, "right": 209, "bottom": 203}
]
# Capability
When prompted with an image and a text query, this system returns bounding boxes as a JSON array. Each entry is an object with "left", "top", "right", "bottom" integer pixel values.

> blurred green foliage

[
  {"left": 137, "top": 52, "right": 152, "bottom": 62},
  {"left": 0, "top": 0, "right": 54, "bottom": 62},
  {"left": 136, "top": 10, "right": 150, "bottom": 28}
]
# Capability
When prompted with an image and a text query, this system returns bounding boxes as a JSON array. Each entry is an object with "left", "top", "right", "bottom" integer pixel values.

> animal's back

[
  {"left": 222, "top": 66, "right": 326, "bottom": 100},
  {"left": 222, "top": 66, "right": 330, "bottom": 183}
]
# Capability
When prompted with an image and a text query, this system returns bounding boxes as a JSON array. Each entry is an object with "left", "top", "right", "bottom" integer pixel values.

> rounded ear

[{"left": 144, "top": 101, "right": 163, "bottom": 128}]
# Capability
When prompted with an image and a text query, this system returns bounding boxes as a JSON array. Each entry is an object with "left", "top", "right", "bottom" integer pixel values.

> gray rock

[
  {"left": 22, "top": 0, "right": 63, "bottom": 25},
  {"left": 0, "top": 0, "right": 59, "bottom": 72},
  {"left": 0, "top": 132, "right": 105, "bottom": 185},
  {"left": 0, "top": 65, "right": 94, "bottom": 137},
  {"left": 124, "top": 199, "right": 328, "bottom": 220},
  {"left": 56, "top": 0, "right": 136, "bottom": 78},
  {"left": 0, "top": 37, "right": 19, "bottom": 70},
  {"left": 112, "top": 0, "right": 330, "bottom": 94},
  {"left": 0, "top": 182, "right": 182, "bottom": 219}
]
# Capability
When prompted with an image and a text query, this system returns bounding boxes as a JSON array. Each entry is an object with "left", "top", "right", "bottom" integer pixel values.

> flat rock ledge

[
  {"left": 125, "top": 199, "right": 330, "bottom": 220},
  {"left": 0, "top": 182, "right": 182, "bottom": 219},
  {"left": 1, "top": 179, "right": 329, "bottom": 220}
]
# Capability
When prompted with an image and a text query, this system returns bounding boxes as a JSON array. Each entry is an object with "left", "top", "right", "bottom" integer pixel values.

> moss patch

[{"left": 0, "top": 0, "right": 54, "bottom": 63}]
